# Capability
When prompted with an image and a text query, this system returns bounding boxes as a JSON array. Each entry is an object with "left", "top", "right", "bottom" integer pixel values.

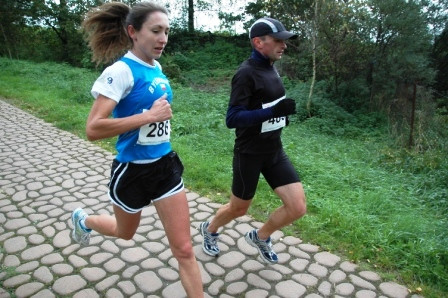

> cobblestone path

[{"left": 0, "top": 99, "right": 420, "bottom": 297}]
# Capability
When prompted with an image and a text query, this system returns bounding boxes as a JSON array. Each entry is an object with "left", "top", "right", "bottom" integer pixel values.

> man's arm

[
  {"left": 226, "top": 105, "right": 273, "bottom": 128},
  {"left": 226, "top": 98, "right": 296, "bottom": 128}
]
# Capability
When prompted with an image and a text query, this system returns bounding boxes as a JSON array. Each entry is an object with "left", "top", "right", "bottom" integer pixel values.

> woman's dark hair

[{"left": 82, "top": 1, "right": 168, "bottom": 65}]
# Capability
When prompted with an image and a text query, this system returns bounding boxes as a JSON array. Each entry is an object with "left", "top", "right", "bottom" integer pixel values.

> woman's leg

[
  {"left": 85, "top": 205, "right": 141, "bottom": 240},
  {"left": 154, "top": 190, "right": 204, "bottom": 298}
]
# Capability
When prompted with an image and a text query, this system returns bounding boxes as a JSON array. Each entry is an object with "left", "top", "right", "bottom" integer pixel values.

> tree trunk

[
  {"left": 188, "top": 0, "right": 194, "bottom": 33},
  {"left": 307, "top": 0, "right": 319, "bottom": 117},
  {"left": 0, "top": 23, "right": 12, "bottom": 59},
  {"left": 408, "top": 82, "right": 417, "bottom": 149}
]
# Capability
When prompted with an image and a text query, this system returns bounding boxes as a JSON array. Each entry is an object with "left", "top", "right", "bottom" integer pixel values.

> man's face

[{"left": 256, "top": 35, "right": 287, "bottom": 63}]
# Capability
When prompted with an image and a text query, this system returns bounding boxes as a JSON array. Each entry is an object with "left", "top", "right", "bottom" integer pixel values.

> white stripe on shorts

[
  {"left": 108, "top": 166, "right": 184, "bottom": 214},
  {"left": 152, "top": 178, "right": 184, "bottom": 203}
]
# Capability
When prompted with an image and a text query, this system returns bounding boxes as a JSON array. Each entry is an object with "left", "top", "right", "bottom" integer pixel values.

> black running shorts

[
  {"left": 108, "top": 151, "right": 184, "bottom": 213},
  {"left": 232, "top": 148, "right": 300, "bottom": 200}
]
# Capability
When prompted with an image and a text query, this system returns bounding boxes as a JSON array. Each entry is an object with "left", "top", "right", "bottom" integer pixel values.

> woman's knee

[
  {"left": 116, "top": 224, "right": 137, "bottom": 240},
  {"left": 171, "top": 241, "right": 195, "bottom": 260},
  {"left": 117, "top": 231, "right": 136, "bottom": 241}
]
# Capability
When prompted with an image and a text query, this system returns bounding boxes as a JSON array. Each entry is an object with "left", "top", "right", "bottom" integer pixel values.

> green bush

[{"left": 287, "top": 80, "right": 384, "bottom": 138}]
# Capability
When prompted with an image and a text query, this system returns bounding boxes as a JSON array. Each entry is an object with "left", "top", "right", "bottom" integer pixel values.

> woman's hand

[{"left": 143, "top": 93, "right": 172, "bottom": 123}]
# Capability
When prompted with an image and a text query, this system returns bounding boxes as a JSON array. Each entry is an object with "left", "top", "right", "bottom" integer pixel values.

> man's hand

[{"left": 272, "top": 98, "right": 296, "bottom": 117}]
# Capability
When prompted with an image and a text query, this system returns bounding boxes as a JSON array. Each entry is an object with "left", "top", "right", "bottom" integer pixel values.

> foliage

[
  {"left": 1, "top": 0, "right": 446, "bottom": 121},
  {"left": 366, "top": 0, "right": 435, "bottom": 91},
  {"left": 1, "top": 58, "right": 447, "bottom": 296},
  {"left": 240, "top": 0, "right": 445, "bottom": 155},
  {"left": 0, "top": 58, "right": 96, "bottom": 136},
  {"left": 162, "top": 34, "right": 250, "bottom": 89},
  {"left": 1, "top": 0, "right": 448, "bottom": 293},
  {"left": 431, "top": 23, "right": 448, "bottom": 109},
  {"left": 286, "top": 79, "right": 386, "bottom": 138},
  {"left": 285, "top": 125, "right": 448, "bottom": 295}
]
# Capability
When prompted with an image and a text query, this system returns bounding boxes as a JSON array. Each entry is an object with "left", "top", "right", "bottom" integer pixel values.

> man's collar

[{"left": 250, "top": 49, "right": 272, "bottom": 66}]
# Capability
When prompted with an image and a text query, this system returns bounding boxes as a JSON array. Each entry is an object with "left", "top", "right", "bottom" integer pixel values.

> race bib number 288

[{"left": 138, "top": 109, "right": 171, "bottom": 145}]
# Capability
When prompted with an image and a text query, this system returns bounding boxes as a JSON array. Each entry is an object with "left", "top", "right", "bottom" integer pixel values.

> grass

[
  {"left": 0, "top": 57, "right": 447, "bottom": 297},
  {"left": 0, "top": 58, "right": 115, "bottom": 152},
  {"left": 287, "top": 129, "right": 447, "bottom": 287}
]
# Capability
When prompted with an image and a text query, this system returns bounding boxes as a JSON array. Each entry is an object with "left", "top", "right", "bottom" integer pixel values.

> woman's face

[{"left": 128, "top": 11, "right": 170, "bottom": 65}]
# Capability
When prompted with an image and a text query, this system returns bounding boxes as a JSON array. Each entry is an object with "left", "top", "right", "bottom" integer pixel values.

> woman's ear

[{"left": 127, "top": 25, "right": 136, "bottom": 40}]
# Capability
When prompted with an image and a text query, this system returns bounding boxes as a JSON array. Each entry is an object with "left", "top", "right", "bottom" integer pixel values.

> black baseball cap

[{"left": 249, "top": 17, "right": 298, "bottom": 40}]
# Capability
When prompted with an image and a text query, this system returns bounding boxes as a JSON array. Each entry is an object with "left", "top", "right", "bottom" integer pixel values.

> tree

[
  {"left": 171, "top": 0, "right": 217, "bottom": 33},
  {"left": 367, "top": 0, "right": 434, "bottom": 93},
  {"left": 245, "top": 0, "right": 313, "bottom": 33},
  {"left": 423, "top": 0, "right": 448, "bottom": 38},
  {"left": 307, "top": 0, "right": 319, "bottom": 116},
  {"left": 217, "top": 11, "right": 243, "bottom": 33},
  {"left": 0, "top": 0, "right": 31, "bottom": 59},
  {"left": 432, "top": 25, "right": 448, "bottom": 94},
  {"left": 188, "top": 0, "right": 195, "bottom": 32},
  {"left": 365, "top": 0, "right": 436, "bottom": 148},
  {"left": 0, "top": 0, "right": 102, "bottom": 65},
  {"left": 432, "top": 25, "right": 448, "bottom": 114},
  {"left": 316, "top": 0, "right": 369, "bottom": 94},
  {"left": 25, "top": 0, "right": 102, "bottom": 64}
]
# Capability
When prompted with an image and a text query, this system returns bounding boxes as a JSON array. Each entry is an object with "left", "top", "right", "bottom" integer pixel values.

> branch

[{"left": 44, "top": 19, "right": 64, "bottom": 43}]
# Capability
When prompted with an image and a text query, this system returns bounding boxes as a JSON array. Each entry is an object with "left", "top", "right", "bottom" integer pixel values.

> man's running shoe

[
  {"left": 245, "top": 229, "right": 278, "bottom": 264},
  {"left": 199, "top": 221, "right": 220, "bottom": 256},
  {"left": 71, "top": 207, "right": 91, "bottom": 246}
]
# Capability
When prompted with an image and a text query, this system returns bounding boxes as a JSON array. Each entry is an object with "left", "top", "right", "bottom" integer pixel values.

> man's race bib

[
  {"left": 261, "top": 96, "right": 286, "bottom": 133},
  {"left": 138, "top": 110, "right": 171, "bottom": 145}
]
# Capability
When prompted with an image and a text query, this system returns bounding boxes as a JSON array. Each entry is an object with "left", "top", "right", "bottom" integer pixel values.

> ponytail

[
  {"left": 82, "top": 1, "right": 168, "bottom": 65},
  {"left": 82, "top": 2, "right": 130, "bottom": 65}
]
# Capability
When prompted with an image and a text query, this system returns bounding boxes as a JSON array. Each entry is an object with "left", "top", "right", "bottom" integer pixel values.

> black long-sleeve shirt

[{"left": 226, "top": 49, "right": 287, "bottom": 154}]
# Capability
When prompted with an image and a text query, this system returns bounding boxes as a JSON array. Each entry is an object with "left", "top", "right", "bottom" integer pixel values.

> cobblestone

[{"left": 0, "top": 100, "right": 418, "bottom": 297}]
